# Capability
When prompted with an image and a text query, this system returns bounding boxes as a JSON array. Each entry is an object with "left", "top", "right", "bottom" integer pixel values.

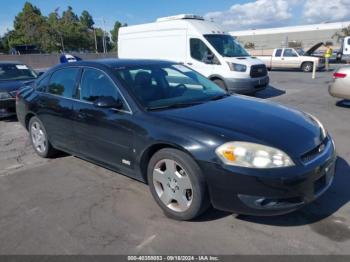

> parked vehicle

[
  {"left": 9, "top": 45, "right": 41, "bottom": 55},
  {"left": 329, "top": 65, "right": 350, "bottom": 100},
  {"left": 17, "top": 59, "right": 336, "bottom": 220},
  {"left": 257, "top": 44, "right": 325, "bottom": 72},
  {"left": 119, "top": 14, "right": 269, "bottom": 95},
  {"left": 0, "top": 61, "right": 38, "bottom": 118},
  {"left": 338, "top": 36, "right": 350, "bottom": 63}
]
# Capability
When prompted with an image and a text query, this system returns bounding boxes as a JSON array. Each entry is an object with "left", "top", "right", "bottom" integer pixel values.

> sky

[{"left": 1, "top": 0, "right": 350, "bottom": 36}]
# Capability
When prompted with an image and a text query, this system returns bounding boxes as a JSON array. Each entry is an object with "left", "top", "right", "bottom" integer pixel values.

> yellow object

[{"left": 324, "top": 47, "right": 333, "bottom": 58}]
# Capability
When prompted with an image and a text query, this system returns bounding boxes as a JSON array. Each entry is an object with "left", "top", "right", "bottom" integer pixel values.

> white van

[{"left": 119, "top": 14, "right": 269, "bottom": 94}]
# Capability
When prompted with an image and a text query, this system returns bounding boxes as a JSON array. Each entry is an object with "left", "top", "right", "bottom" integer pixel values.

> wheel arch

[
  {"left": 24, "top": 112, "right": 36, "bottom": 130},
  {"left": 138, "top": 142, "right": 199, "bottom": 184}
]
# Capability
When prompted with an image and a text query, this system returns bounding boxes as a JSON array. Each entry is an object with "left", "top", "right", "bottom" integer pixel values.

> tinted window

[
  {"left": 275, "top": 49, "right": 282, "bottom": 57},
  {"left": 48, "top": 68, "right": 79, "bottom": 98},
  {"left": 36, "top": 75, "right": 49, "bottom": 92},
  {"left": 79, "top": 68, "right": 119, "bottom": 102},
  {"left": 190, "top": 38, "right": 216, "bottom": 64},
  {"left": 283, "top": 49, "right": 298, "bottom": 57}
]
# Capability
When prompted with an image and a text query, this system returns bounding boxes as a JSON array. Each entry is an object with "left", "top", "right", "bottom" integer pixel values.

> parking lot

[{"left": 0, "top": 68, "right": 350, "bottom": 255}]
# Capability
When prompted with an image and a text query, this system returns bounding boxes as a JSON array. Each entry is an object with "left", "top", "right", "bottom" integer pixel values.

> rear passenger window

[
  {"left": 275, "top": 49, "right": 282, "bottom": 57},
  {"left": 36, "top": 75, "right": 49, "bottom": 92},
  {"left": 48, "top": 68, "right": 79, "bottom": 98},
  {"left": 79, "top": 68, "right": 119, "bottom": 102}
]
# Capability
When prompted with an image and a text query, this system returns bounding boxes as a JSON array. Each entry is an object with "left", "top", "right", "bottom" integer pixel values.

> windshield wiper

[
  {"left": 208, "top": 93, "right": 230, "bottom": 101},
  {"left": 146, "top": 101, "right": 204, "bottom": 111}
]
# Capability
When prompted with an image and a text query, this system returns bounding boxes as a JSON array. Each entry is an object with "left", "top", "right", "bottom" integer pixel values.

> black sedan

[
  {"left": 16, "top": 59, "right": 336, "bottom": 220},
  {"left": 0, "top": 61, "right": 38, "bottom": 118}
]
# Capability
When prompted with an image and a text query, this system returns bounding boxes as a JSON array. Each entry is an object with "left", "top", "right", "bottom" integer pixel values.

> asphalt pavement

[{"left": 0, "top": 68, "right": 349, "bottom": 254}]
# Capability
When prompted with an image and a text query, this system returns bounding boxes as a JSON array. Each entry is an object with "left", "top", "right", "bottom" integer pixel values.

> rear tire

[
  {"left": 29, "top": 116, "right": 57, "bottom": 158},
  {"left": 213, "top": 79, "right": 228, "bottom": 91},
  {"left": 147, "top": 148, "right": 210, "bottom": 220},
  {"left": 302, "top": 62, "right": 313, "bottom": 72}
]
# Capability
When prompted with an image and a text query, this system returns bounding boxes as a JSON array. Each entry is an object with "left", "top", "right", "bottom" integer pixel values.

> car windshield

[
  {"left": 295, "top": 49, "right": 305, "bottom": 56},
  {"left": 114, "top": 64, "right": 227, "bottom": 110},
  {"left": 0, "top": 64, "right": 37, "bottom": 81},
  {"left": 204, "top": 34, "right": 250, "bottom": 57}
]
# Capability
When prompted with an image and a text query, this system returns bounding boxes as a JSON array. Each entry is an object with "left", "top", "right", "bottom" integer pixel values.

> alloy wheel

[
  {"left": 152, "top": 159, "right": 193, "bottom": 212},
  {"left": 31, "top": 121, "right": 47, "bottom": 153}
]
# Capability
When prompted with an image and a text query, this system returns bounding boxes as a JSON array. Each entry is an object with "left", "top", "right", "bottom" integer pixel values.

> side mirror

[{"left": 93, "top": 96, "right": 124, "bottom": 110}]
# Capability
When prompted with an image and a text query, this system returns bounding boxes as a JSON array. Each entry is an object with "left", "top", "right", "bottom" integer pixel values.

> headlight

[
  {"left": 306, "top": 113, "right": 327, "bottom": 139},
  {"left": 0, "top": 92, "right": 11, "bottom": 100},
  {"left": 215, "top": 142, "right": 294, "bottom": 168},
  {"left": 228, "top": 63, "right": 247, "bottom": 72}
]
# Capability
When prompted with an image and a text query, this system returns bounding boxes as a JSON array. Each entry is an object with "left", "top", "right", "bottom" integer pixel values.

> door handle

[
  {"left": 187, "top": 62, "right": 193, "bottom": 65},
  {"left": 77, "top": 110, "right": 88, "bottom": 119}
]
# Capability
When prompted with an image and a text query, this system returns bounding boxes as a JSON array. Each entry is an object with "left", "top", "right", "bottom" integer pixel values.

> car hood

[
  {"left": 0, "top": 80, "right": 34, "bottom": 93},
  {"left": 224, "top": 56, "right": 265, "bottom": 66},
  {"left": 305, "top": 42, "right": 324, "bottom": 56},
  {"left": 154, "top": 96, "right": 324, "bottom": 157}
]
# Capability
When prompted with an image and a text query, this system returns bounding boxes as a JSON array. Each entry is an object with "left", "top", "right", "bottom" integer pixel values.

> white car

[{"left": 119, "top": 14, "right": 269, "bottom": 95}]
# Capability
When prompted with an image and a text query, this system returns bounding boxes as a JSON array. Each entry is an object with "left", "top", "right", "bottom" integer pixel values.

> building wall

[
  {"left": 0, "top": 53, "right": 118, "bottom": 70},
  {"left": 235, "top": 29, "right": 341, "bottom": 50}
]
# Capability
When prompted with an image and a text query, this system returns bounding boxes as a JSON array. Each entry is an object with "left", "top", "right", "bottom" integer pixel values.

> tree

[
  {"left": 244, "top": 42, "right": 255, "bottom": 49},
  {"left": 110, "top": 21, "right": 127, "bottom": 51},
  {"left": 10, "top": 2, "right": 53, "bottom": 51},
  {"left": 80, "top": 10, "right": 94, "bottom": 29},
  {"left": 333, "top": 26, "right": 350, "bottom": 43}
]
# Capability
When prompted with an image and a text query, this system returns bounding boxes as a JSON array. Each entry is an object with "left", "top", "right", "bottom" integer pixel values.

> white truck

[
  {"left": 339, "top": 36, "right": 350, "bottom": 63},
  {"left": 119, "top": 14, "right": 269, "bottom": 94},
  {"left": 256, "top": 45, "right": 325, "bottom": 72}
]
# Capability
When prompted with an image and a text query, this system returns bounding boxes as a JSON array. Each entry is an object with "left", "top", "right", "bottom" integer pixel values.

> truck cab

[{"left": 119, "top": 14, "right": 269, "bottom": 95}]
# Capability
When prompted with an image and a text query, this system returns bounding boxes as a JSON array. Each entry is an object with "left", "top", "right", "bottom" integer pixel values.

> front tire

[
  {"left": 302, "top": 62, "right": 313, "bottom": 72},
  {"left": 147, "top": 148, "right": 210, "bottom": 220},
  {"left": 29, "top": 116, "right": 57, "bottom": 158}
]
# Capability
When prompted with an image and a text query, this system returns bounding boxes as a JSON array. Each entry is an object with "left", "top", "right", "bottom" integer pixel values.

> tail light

[{"left": 333, "top": 72, "right": 347, "bottom": 79}]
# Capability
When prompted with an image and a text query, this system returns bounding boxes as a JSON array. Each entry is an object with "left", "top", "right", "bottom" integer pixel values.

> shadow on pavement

[
  {"left": 236, "top": 157, "right": 350, "bottom": 231},
  {"left": 336, "top": 100, "right": 350, "bottom": 108},
  {"left": 1, "top": 115, "right": 18, "bottom": 122},
  {"left": 254, "top": 85, "right": 286, "bottom": 99}
]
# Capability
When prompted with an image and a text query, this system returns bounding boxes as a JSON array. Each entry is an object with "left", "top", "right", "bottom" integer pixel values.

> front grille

[
  {"left": 250, "top": 64, "right": 267, "bottom": 78},
  {"left": 301, "top": 137, "right": 329, "bottom": 163},
  {"left": 0, "top": 99, "right": 16, "bottom": 109}
]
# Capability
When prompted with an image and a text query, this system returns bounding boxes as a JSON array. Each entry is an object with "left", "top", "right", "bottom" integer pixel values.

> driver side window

[{"left": 190, "top": 38, "right": 217, "bottom": 64}]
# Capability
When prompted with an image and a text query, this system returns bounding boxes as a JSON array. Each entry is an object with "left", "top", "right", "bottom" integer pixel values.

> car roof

[{"left": 54, "top": 59, "right": 175, "bottom": 70}]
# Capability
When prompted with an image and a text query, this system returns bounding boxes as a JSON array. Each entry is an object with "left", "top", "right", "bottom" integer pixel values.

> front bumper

[
  {"left": 225, "top": 75, "right": 269, "bottom": 95},
  {"left": 0, "top": 99, "right": 16, "bottom": 118},
  {"left": 200, "top": 136, "right": 336, "bottom": 216}
]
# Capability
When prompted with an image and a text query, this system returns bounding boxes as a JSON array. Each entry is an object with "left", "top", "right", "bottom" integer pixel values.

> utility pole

[
  {"left": 93, "top": 28, "right": 98, "bottom": 53},
  {"left": 102, "top": 18, "right": 107, "bottom": 54}
]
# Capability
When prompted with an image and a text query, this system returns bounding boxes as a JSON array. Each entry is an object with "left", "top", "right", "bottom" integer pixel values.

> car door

[
  {"left": 282, "top": 49, "right": 300, "bottom": 68},
  {"left": 186, "top": 38, "right": 218, "bottom": 77},
  {"left": 72, "top": 67, "right": 135, "bottom": 173},
  {"left": 36, "top": 67, "right": 80, "bottom": 152},
  {"left": 271, "top": 48, "right": 283, "bottom": 68}
]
